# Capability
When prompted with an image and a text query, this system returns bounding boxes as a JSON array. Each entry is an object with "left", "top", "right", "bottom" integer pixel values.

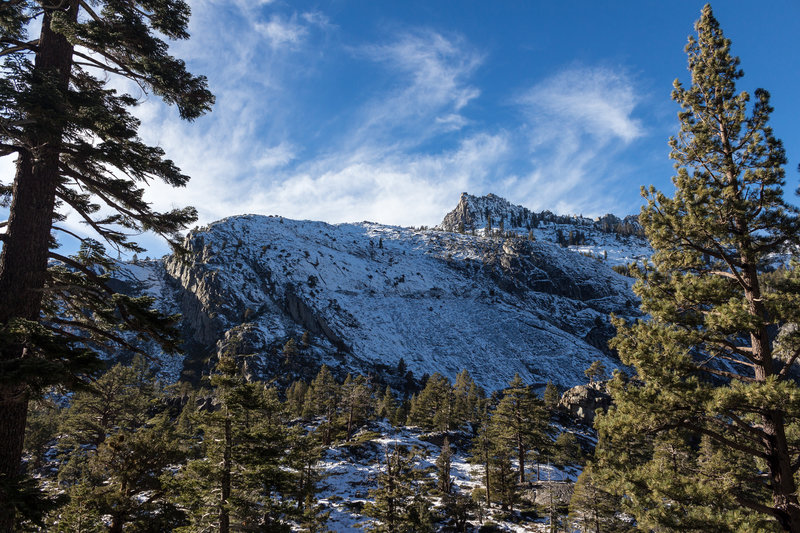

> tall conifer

[
  {"left": 0, "top": 2, "right": 212, "bottom": 525},
  {"left": 595, "top": 5, "right": 800, "bottom": 531}
]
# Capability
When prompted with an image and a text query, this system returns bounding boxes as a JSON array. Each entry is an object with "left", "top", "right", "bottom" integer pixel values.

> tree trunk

[
  {"left": 483, "top": 445, "right": 490, "bottom": 508},
  {"left": 743, "top": 263, "right": 800, "bottom": 532},
  {"left": 517, "top": 430, "right": 525, "bottom": 484},
  {"left": 220, "top": 412, "right": 231, "bottom": 533},
  {"left": 0, "top": 4, "right": 77, "bottom": 530}
]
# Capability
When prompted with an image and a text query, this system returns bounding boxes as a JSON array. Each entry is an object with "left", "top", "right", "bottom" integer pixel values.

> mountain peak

[{"left": 438, "top": 192, "right": 649, "bottom": 265}]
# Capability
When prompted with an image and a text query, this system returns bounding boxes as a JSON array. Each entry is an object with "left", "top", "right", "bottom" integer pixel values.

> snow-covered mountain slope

[
  {"left": 439, "top": 193, "right": 651, "bottom": 267},
  {"left": 113, "top": 195, "right": 643, "bottom": 390}
]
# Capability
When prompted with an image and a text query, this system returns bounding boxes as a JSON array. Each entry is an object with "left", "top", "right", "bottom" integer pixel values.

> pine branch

[
  {"left": 689, "top": 361, "right": 757, "bottom": 383},
  {"left": 48, "top": 251, "right": 114, "bottom": 296},
  {"left": 679, "top": 419, "right": 768, "bottom": 460}
]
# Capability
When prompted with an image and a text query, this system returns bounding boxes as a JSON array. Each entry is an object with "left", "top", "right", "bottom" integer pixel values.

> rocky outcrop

[
  {"left": 114, "top": 203, "right": 642, "bottom": 390},
  {"left": 558, "top": 381, "right": 612, "bottom": 424}
]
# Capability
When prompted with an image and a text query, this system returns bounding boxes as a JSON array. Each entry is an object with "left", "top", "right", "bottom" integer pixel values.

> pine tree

[
  {"left": 58, "top": 357, "right": 157, "bottom": 449},
  {"left": 285, "top": 428, "right": 329, "bottom": 532},
  {"left": 282, "top": 337, "right": 299, "bottom": 365},
  {"left": 174, "top": 347, "right": 294, "bottom": 532},
  {"left": 0, "top": 2, "right": 212, "bottom": 526},
  {"left": 452, "top": 369, "right": 483, "bottom": 429},
  {"left": 490, "top": 374, "right": 550, "bottom": 483},
  {"left": 339, "top": 373, "right": 372, "bottom": 440},
  {"left": 583, "top": 360, "right": 606, "bottom": 384},
  {"left": 552, "top": 431, "right": 582, "bottom": 467},
  {"left": 543, "top": 381, "right": 560, "bottom": 410},
  {"left": 408, "top": 373, "right": 453, "bottom": 431},
  {"left": 22, "top": 396, "right": 61, "bottom": 473},
  {"left": 50, "top": 358, "right": 184, "bottom": 532},
  {"left": 436, "top": 437, "right": 453, "bottom": 495},
  {"left": 306, "top": 365, "right": 340, "bottom": 445},
  {"left": 568, "top": 464, "right": 632, "bottom": 533},
  {"left": 378, "top": 386, "right": 398, "bottom": 425},
  {"left": 286, "top": 379, "right": 309, "bottom": 419},
  {"left": 469, "top": 405, "right": 493, "bottom": 510},
  {"left": 82, "top": 413, "right": 186, "bottom": 532},
  {"left": 363, "top": 445, "right": 432, "bottom": 533},
  {"left": 595, "top": 5, "right": 800, "bottom": 531}
]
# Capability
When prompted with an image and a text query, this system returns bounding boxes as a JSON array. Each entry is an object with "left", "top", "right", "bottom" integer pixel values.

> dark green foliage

[
  {"left": 452, "top": 369, "right": 484, "bottom": 428},
  {"left": 490, "top": 374, "right": 550, "bottom": 484},
  {"left": 283, "top": 337, "right": 299, "bottom": 364},
  {"left": 568, "top": 464, "right": 633, "bottom": 533},
  {"left": 340, "top": 374, "right": 373, "bottom": 440},
  {"left": 0, "top": 1, "right": 212, "bottom": 525},
  {"left": 306, "top": 365, "right": 341, "bottom": 445},
  {"left": 543, "top": 381, "right": 560, "bottom": 410},
  {"left": 408, "top": 373, "right": 453, "bottom": 431},
  {"left": 362, "top": 445, "right": 433, "bottom": 532},
  {"left": 22, "top": 396, "right": 61, "bottom": 473},
  {"left": 172, "top": 353, "right": 295, "bottom": 532},
  {"left": 440, "top": 491, "right": 477, "bottom": 532},
  {"left": 286, "top": 379, "right": 309, "bottom": 418},
  {"left": 595, "top": 5, "right": 800, "bottom": 531},
  {"left": 47, "top": 358, "right": 185, "bottom": 532},
  {"left": 552, "top": 432, "right": 582, "bottom": 467},
  {"left": 436, "top": 437, "right": 453, "bottom": 494},
  {"left": 583, "top": 360, "right": 606, "bottom": 384},
  {"left": 378, "top": 386, "right": 399, "bottom": 426}
]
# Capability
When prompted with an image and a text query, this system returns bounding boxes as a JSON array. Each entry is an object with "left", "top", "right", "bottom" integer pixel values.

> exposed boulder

[{"left": 558, "top": 381, "right": 612, "bottom": 425}]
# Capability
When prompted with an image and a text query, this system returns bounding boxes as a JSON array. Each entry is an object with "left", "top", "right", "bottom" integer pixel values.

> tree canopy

[
  {"left": 0, "top": 1, "right": 213, "bottom": 528},
  {"left": 595, "top": 4, "right": 800, "bottom": 531}
]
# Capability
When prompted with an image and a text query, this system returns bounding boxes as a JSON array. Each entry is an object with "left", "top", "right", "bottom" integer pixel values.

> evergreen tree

[
  {"left": 173, "top": 350, "right": 293, "bottom": 532},
  {"left": 469, "top": 404, "right": 493, "bottom": 510},
  {"left": 543, "top": 381, "right": 560, "bottom": 410},
  {"left": 378, "top": 385, "right": 398, "bottom": 426},
  {"left": 49, "top": 358, "right": 184, "bottom": 532},
  {"left": 282, "top": 337, "right": 299, "bottom": 365},
  {"left": 306, "top": 365, "right": 341, "bottom": 445},
  {"left": 583, "top": 360, "right": 606, "bottom": 384},
  {"left": 339, "top": 373, "right": 372, "bottom": 440},
  {"left": 407, "top": 373, "right": 453, "bottom": 431},
  {"left": 436, "top": 437, "right": 453, "bottom": 495},
  {"left": 58, "top": 357, "right": 157, "bottom": 450},
  {"left": 285, "top": 428, "right": 330, "bottom": 533},
  {"left": 452, "top": 369, "right": 483, "bottom": 428},
  {"left": 595, "top": 5, "right": 800, "bottom": 531},
  {"left": 490, "top": 374, "right": 550, "bottom": 483},
  {"left": 286, "top": 379, "right": 309, "bottom": 419},
  {"left": 487, "top": 440, "right": 517, "bottom": 513},
  {"left": 552, "top": 431, "right": 582, "bottom": 467},
  {"left": 22, "top": 396, "right": 61, "bottom": 474},
  {"left": 568, "top": 464, "right": 632, "bottom": 533},
  {"left": 80, "top": 413, "right": 186, "bottom": 532},
  {"left": 0, "top": 2, "right": 212, "bottom": 525},
  {"left": 363, "top": 445, "right": 432, "bottom": 533},
  {"left": 440, "top": 491, "right": 476, "bottom": 533}
]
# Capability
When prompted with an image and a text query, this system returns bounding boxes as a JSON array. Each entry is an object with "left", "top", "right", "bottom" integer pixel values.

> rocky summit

[{"left": 111, "top": 194, "right": 646, "bottom": 390}]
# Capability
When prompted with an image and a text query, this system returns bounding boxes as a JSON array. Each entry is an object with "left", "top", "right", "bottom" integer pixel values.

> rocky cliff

[{"left": 112, "top": 194, "right": 645, "bottom": 390}]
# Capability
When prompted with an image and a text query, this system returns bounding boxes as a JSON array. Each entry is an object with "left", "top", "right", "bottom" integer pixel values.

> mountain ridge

[{"left": 110, "top": 193, "right": 646, "bottom": 391}]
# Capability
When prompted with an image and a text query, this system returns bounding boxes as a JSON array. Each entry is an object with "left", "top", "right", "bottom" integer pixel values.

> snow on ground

[
  {"left": 161, "top": 214, "right": 639, "bottom": 390},
  {"left": 316, "top": 421, "right": 580, "bottom": 532}
]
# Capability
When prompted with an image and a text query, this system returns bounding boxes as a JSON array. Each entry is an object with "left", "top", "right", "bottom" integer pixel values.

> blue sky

[{"left": 3, "top": 1, "right": 799, "bottom": 256}]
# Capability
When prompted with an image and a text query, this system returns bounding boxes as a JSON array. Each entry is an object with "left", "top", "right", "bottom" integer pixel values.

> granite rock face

[
  {"left": 558, "top": 381, "right": 613, "bottom": 424},
  {"left": 112, "top": 194, "right": 646, "bottom": 389}
]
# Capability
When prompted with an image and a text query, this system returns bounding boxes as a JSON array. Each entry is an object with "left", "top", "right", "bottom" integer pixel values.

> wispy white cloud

[
  {"left": 520, "top": 67, "right": 643, "bottom": 144},
  {"left": 41, "top": 2, "right": 650, "bottom": 257},
  {"left": 352, "top": 30, "right": 483, "bottom": 145},
  {"left": 509, "top": 66, "right": 646, "bottom": 215},
  {"left": 255, "top": 14, "right": 309, "bottom": 49}
]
